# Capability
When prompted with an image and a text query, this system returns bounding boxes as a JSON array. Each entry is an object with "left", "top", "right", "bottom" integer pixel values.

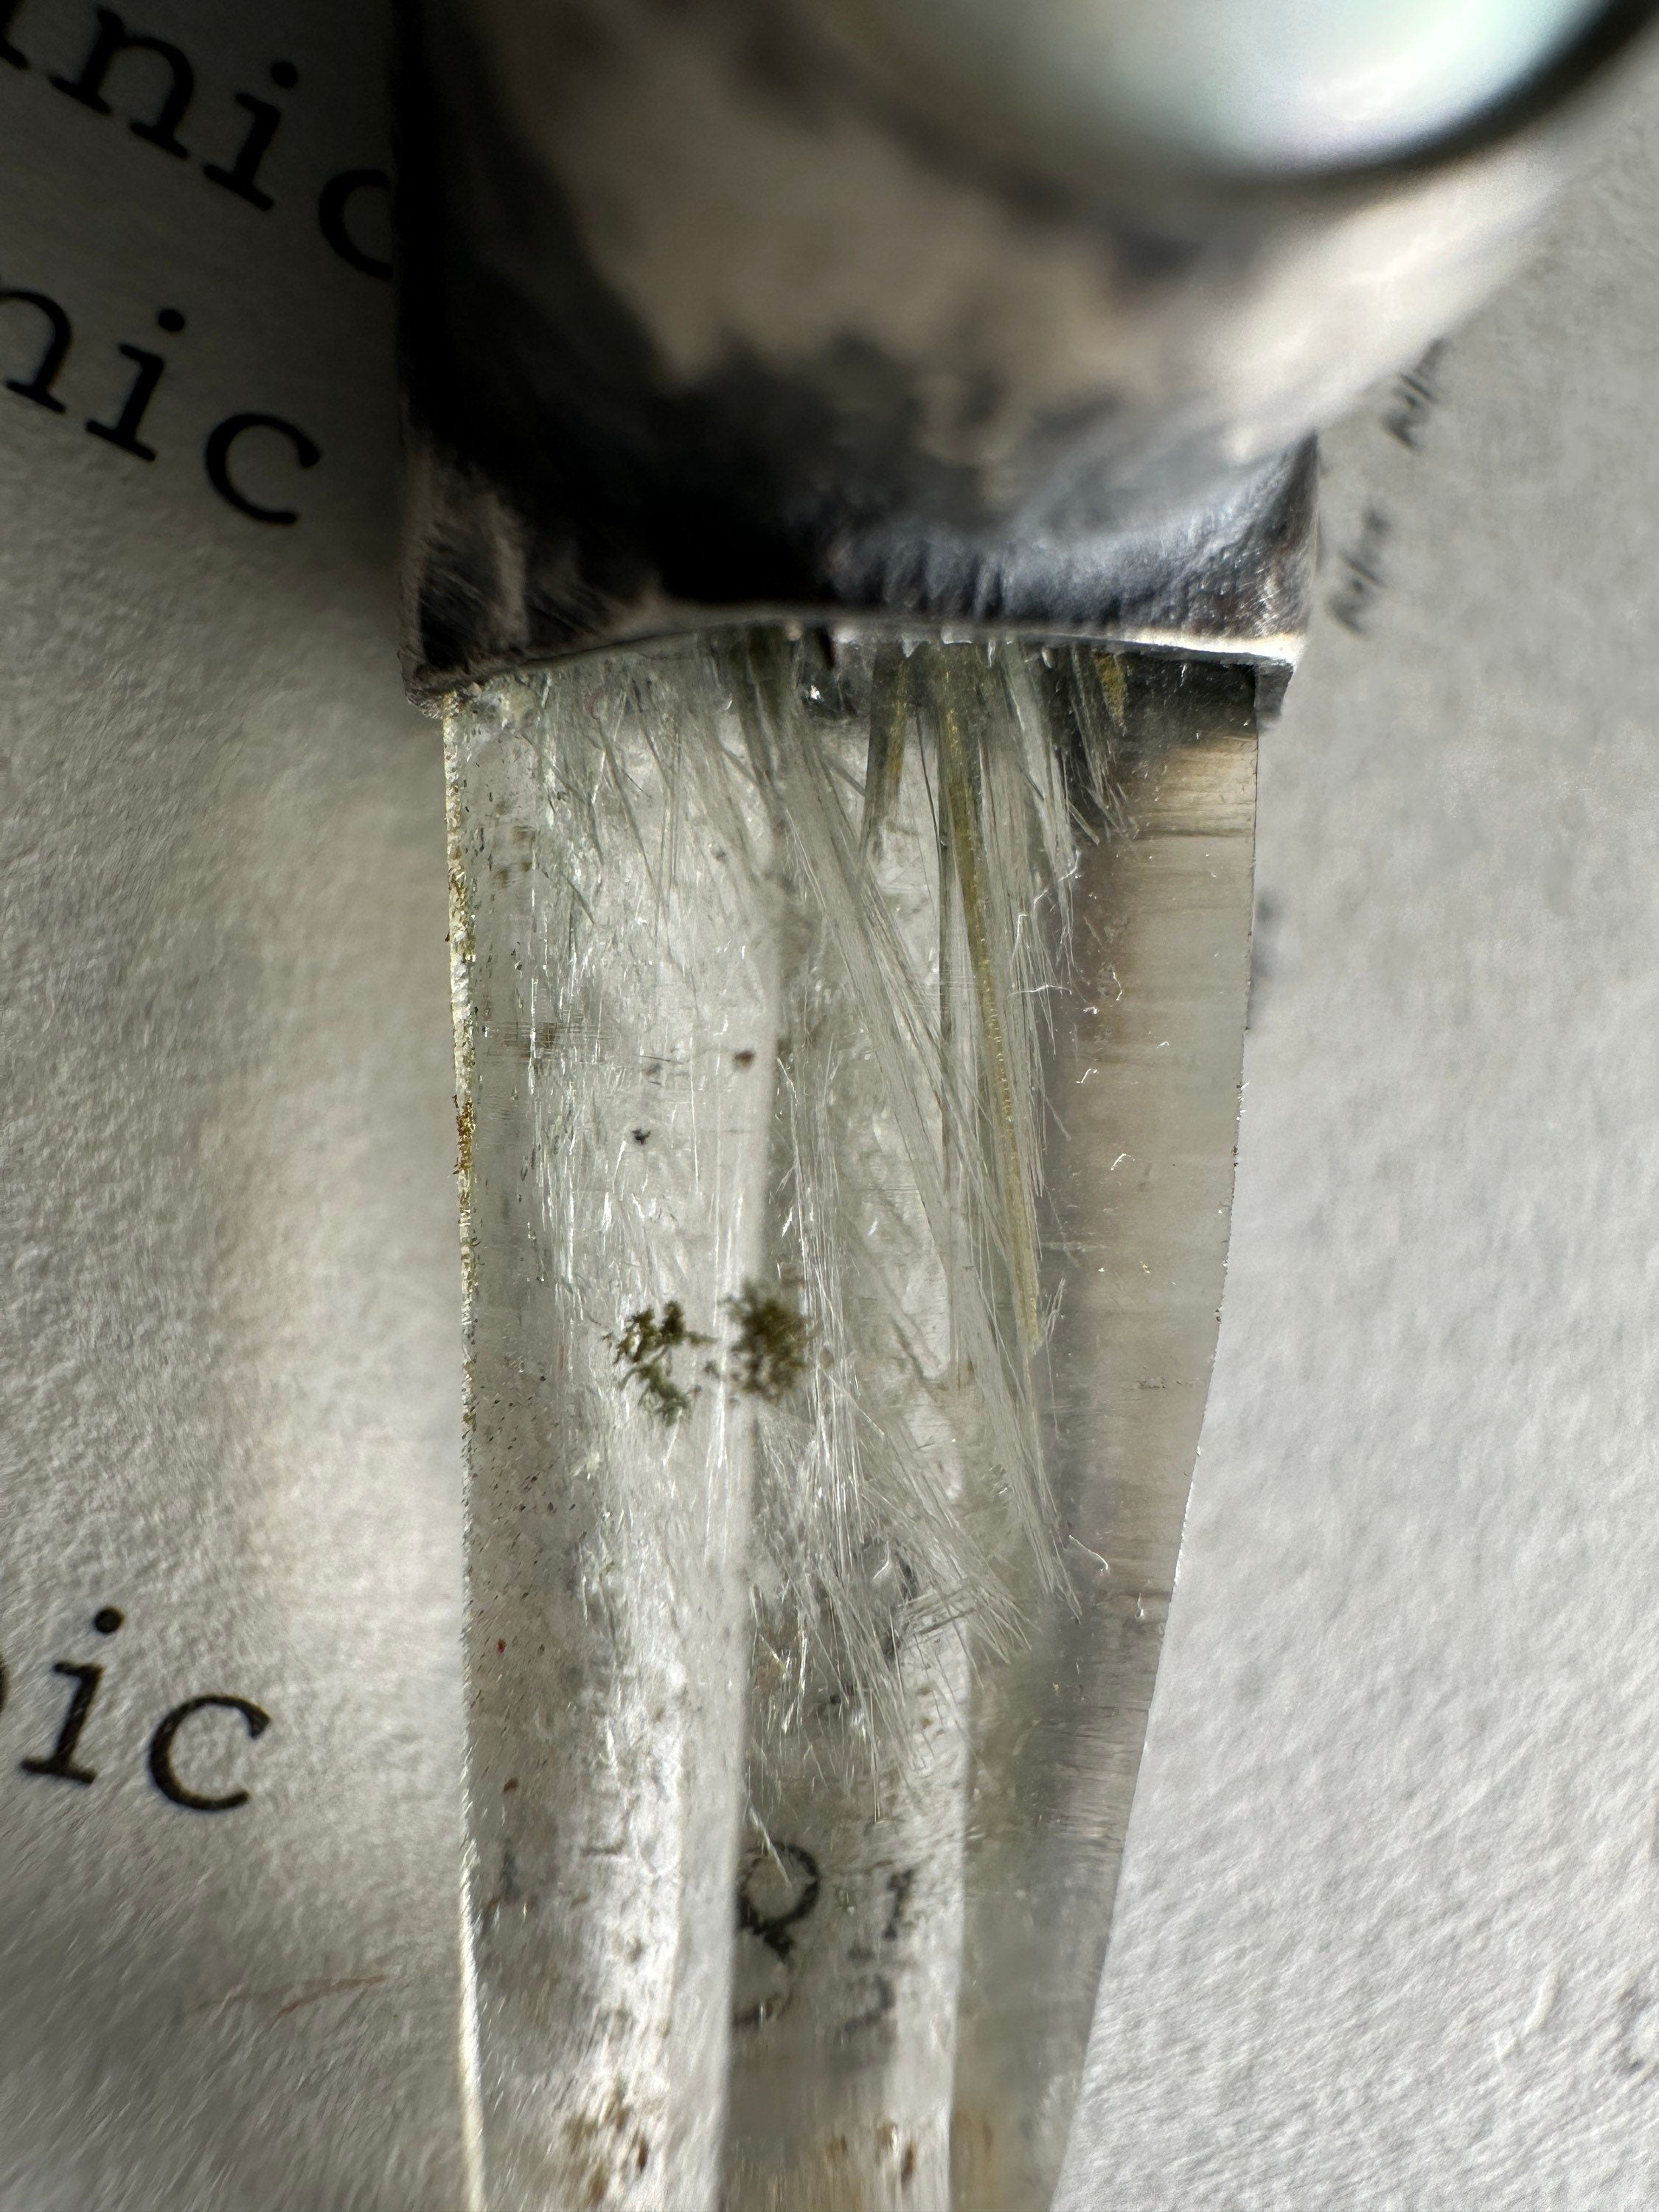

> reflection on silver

[{"left": 446, "top": 630, "right": 1258, "bottom": 2210}]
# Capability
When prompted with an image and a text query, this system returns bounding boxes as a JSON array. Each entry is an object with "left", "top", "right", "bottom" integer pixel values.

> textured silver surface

[{"left": 399, "top": 0, "right": 1653, "bottom": 678}]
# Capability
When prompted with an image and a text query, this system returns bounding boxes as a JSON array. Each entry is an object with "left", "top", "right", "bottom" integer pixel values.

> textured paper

[
  {"left": 0, "top": 4, "right": 462, "bottom": 2206},
  {"left": 1068, "top": 59, "right": 1659, "bottom": 2212}
]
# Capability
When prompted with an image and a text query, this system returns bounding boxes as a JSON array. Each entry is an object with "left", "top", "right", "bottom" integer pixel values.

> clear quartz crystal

[{"left": 446, "top": 629, "right": 1258, "bottom": 2212}]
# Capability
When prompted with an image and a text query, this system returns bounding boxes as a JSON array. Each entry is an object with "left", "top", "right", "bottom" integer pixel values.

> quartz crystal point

[{"left": 446, "top": 628, "right": 1259, "bottom": 2212}]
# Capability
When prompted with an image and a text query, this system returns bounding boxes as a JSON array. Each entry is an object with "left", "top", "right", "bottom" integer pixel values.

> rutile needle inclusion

[{"left": 446, "top": 627, "right": 1259, "bottom": 2212}]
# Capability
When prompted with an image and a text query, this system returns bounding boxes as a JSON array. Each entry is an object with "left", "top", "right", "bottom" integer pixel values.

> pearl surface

[{"left": 871, "top": 0, "right": 1612, "bottom": 170}]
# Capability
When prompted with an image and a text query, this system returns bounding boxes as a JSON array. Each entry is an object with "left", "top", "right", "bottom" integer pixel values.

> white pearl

[{"left": 876, "top": 0, "right": 1612, "bottom": 170}]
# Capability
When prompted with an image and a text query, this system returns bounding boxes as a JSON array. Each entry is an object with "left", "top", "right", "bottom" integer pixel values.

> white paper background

[
  {"left": 1072, "top": 63, "right": 1659, "bottom": 2211},
  {"left": 0, "top": 4, "right": 463, "bottom": 2203},
  {"left": 4, "top": 2, "right": 1659, "bottom": 2203}
]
